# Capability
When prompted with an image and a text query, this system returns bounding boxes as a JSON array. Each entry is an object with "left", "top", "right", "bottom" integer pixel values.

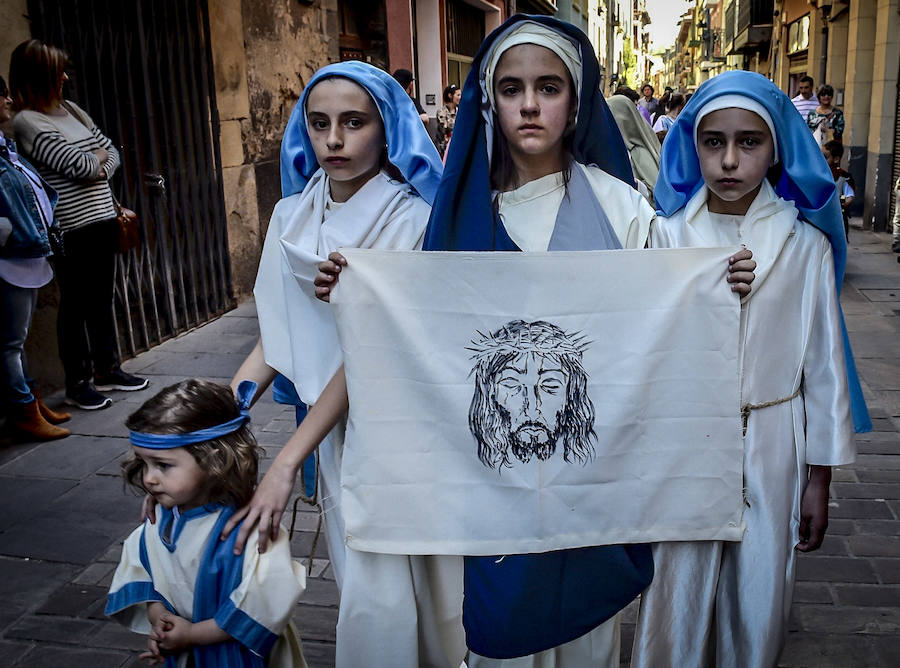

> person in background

[
  {"left": 652, "top": 90, "right": 671, "bottom": 126},
  {"left": 791, "top": 74, "right": 818, "bottom": 119},
  {"left": 807, "top": 84, "right": 844, "bottom": 146},
  {"left": 822, "top": 140, "right": 854, "bottom": 240},
  {"left": 0, "top": 74, "right": 70, "bottom": 441},
  {"left": 652, "top": 92, "right": 685, "bottom": 143},
  {"left": 606, "top": 94, "right": 661, "bottom": 204},
  {"left": 436, "top": 84, "right": 460, "bottom": 158},
  {"left": 613, "top": 86, "right": 652, "bottom": 125},
  {"left": 392, "top": 68, "right": 429, "bottom": 125},
  {"left": 637, "top": 83, "right": 659, "bottom": 118},
  {"left": 10, "top": 39, "right": 148, "bottom": 411}
]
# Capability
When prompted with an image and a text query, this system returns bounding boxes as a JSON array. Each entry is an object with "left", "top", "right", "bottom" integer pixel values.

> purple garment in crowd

[{"left": 637, "top": 103, "right": 653, "bottom": 125}]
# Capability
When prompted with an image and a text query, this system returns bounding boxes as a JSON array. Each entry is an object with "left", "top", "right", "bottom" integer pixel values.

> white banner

[{"left": 332, "top": 248, "right": 744, "bottom": 555}]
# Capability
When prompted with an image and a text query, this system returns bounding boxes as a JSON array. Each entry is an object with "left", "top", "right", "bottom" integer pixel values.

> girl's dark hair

[
  {"left": 9, "top": 39, "right": 68, "bottom": 112},
  {"left": 818, "top": 84, "right": 834, "bottom": 98},
  {"left": 443, "top": 84, "right": 459, "bottom": 104},
  {"left": 667, "top": 93, "right": 685, "bottom": 113},
  {"left": 0, "top": 75, "right": 8, "bottom": 97},
  {"left": 766, "top": 161, "right": 784, "bottom": 188},
  {"left": 613, "top": 86, "right": 640, "bottom": 103},
  {"left": 122, "top": 379, "right": 262, "bottom": 508},
  {"left": 823, "top": 139, "right": 844, "bottom": 159}
]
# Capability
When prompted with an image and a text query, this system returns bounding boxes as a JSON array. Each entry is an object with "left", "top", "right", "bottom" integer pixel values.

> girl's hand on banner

[
  {"left": 727, "top": 247, "right": 756, "bottom": 297},
  {"left": 315, "top": 251, "right": 348, "bottom": 302}
]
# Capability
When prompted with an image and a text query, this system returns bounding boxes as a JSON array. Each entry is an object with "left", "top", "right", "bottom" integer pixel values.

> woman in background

[
  {"left": 437, "top": 83, "right": 461, "bottom": 157},
  {"left": 0, "top": 74, "right": 70, "bottom": 441},
  {"left": 10, "top": 39, "right": 147, "bottom": 411}
]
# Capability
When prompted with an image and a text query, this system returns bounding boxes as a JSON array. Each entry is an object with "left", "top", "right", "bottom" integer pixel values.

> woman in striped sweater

[{"left": 10, "top": 39, "right": 147, "bottom": 410}]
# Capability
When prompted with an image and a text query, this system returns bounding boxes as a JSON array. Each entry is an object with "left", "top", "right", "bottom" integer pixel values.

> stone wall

[
  {"left": 0, "top": 0, "right": 29, "bottom": 80},
  {"left": 208, "top": 0, "right": 338, "bottom": 297}
]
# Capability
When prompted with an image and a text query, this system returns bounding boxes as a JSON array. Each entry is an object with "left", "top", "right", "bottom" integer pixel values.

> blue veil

[
  {"left": 655, "top": 70, "right": 870, "bottom": 432},
  {"left": 424, "top": 13, "right": 634, "bottom": 251},
  {"left": 279, "top": 60, "right": 443, "bottom": 205}
]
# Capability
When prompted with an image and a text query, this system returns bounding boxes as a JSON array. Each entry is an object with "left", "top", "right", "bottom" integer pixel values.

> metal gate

[{"left": 27, "top": 0, "right": 234, "bottom": 358}]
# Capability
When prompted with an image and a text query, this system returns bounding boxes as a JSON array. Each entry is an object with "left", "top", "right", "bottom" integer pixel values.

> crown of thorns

[{"left": 467, "top": 321, "right": 590, "bottom": 363}]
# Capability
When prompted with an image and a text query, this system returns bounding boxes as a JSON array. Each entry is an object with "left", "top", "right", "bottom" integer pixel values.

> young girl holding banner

[
  {"left": 631, "top": 71, "right": 868, "bottom": 668},
  {"left": 220, "top": 61, "right": 467, "bottom": 667},
  {"left": 316, "top": 14, "right": 756, "bottom": 667}
]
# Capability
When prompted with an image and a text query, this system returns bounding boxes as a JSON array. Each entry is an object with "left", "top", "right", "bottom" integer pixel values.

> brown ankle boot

[
  {"left": 10, "top": 400, "right": 70, "bottom": 441},
  {"left": 34, "top": 392, "right": 71, "bottom": 424}
]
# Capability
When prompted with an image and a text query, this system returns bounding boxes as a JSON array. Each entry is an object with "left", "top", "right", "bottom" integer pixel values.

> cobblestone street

[{"left": 0, "top": 230, "right": 897, "bottom": 667}]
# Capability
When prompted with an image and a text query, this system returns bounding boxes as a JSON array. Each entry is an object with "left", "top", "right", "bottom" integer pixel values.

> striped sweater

[{"left": 12, "top": 101, "right": 120, "bottom": 232}]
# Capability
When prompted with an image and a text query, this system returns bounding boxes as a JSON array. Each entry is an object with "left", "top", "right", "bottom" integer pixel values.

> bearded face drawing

[{"left": 467, "top": 320, "right": 596, "bottom": 470}]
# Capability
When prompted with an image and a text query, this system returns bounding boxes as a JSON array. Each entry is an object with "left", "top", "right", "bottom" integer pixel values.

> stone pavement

[{"left": 0, "top": 230, "right": 897, "bottom": 667}]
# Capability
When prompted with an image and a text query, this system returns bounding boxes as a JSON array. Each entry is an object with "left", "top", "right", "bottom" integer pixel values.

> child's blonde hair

[{"left": 122, "top": 379, "right": 261, "bottom": 507}]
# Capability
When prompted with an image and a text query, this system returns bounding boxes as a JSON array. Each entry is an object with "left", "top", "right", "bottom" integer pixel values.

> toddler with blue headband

[
  {"left": 631, "top": 71, "right": 867, "bottom": 668},
  {"left": 106, "top": 379, "right": 308, "bottom": 667}
]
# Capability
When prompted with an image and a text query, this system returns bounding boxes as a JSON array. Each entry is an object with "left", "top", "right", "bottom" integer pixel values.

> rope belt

[
  {"left": 741, "top": 386, "right": 802, "bottom": 436},
  {"left": 288, "top": 446, "right": 324, "bottom": 576}
]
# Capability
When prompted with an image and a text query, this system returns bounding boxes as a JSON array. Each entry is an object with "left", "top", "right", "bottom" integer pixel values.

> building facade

[{"left": 769, "top": 0, "right": 900, "bottom": 229}]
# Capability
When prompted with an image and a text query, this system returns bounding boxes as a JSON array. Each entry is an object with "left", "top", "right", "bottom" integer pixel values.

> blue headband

[
  {"left": 129, "top": 381, "right": 258, "bottom": 449},
  {"left": 279, "top": 61, "right": 443, "bottom": 205},
  {"left": 655, "top": 71, "right": 870, "bottom": 433}
]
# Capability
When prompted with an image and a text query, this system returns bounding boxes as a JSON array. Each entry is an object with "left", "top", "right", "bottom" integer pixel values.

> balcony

[{"left": 728, "top": 0, "right": 774, "bottom": 55}]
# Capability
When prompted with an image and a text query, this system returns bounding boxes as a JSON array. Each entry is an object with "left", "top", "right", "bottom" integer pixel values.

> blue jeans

[{"left": 0, "top": 277, "right": 37, "bottom": 405}]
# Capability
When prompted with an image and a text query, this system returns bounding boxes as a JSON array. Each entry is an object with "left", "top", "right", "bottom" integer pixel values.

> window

[{"left": 787, "top": 14, "right": 810, "bottom": 55}]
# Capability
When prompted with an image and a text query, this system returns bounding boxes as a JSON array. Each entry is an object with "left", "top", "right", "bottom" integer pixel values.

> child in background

[
  {"left": 632, "top": 70, "right": 869, "bottom": 668},
  {"left": 822, "top": 139, "right": 855, "bottom": 239},
  {"left": 106, "top": 379, "right": 307, "bottom": 667}
]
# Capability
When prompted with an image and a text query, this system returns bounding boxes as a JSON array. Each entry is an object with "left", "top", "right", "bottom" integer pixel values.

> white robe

[
  {"left": 632, "top": 182, "right": 855, "bottom": 668},
  {"left": 107, "top": 507, "right": 307, "bottom": 668},
  {"left": 253, "top": 169, "right": 467, "bottom": 668},
  {"left": 469, "top": 163, "right": 654, "bottom": 668},
  {"left": 254, "top": 169, "right": 430, "bottom": 586}
]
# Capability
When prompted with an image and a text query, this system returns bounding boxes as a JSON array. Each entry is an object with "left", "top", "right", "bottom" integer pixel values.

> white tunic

[
  {"left": 632, "top": 182, "right": 855, "bottom": 668},
  {"left": 107, "top": 506, "right": 307, "bottom": 667},
  {"left": 254, "top": 169, "right": 431, "bottom": 587},
  {"left": 254, "top": 169, "right": 467, "bottom": 668},
  {"left": 469, "top": 163, "right": 654, "bottom": 668}
]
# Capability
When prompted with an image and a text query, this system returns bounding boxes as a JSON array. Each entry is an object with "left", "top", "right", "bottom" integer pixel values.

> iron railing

[{"left": 27, "top": 0, "right": 233, "bottom": 359}]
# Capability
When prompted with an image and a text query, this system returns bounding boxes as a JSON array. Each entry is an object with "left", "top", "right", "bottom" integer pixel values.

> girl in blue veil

[
  {"left": 632, "top": 70, "right": 864, "bottom": 668},
  {"left": 224, "top": 60, "right": 470, "bottom": 668},
  {"left": 215, "top": 62, "right": 460, "bottom": 665}
]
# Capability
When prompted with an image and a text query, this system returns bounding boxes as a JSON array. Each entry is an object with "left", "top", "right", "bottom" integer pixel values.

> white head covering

[{"left": 693, "top": 94, "right": 779, "bottom": 164}]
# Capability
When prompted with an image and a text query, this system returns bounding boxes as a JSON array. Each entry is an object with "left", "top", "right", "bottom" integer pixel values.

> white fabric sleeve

[
  {"left": 105, "top": 524, "right": 157, "bottom": 633},
  {"left": 225, "top": 527, "right": 306, "bottom": 637},
  {"left": 368, "top": 195, "right": 429, "bottom": 251},
  {"left": 802, "top": 242, "right": 855, "bottom": 466}
]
